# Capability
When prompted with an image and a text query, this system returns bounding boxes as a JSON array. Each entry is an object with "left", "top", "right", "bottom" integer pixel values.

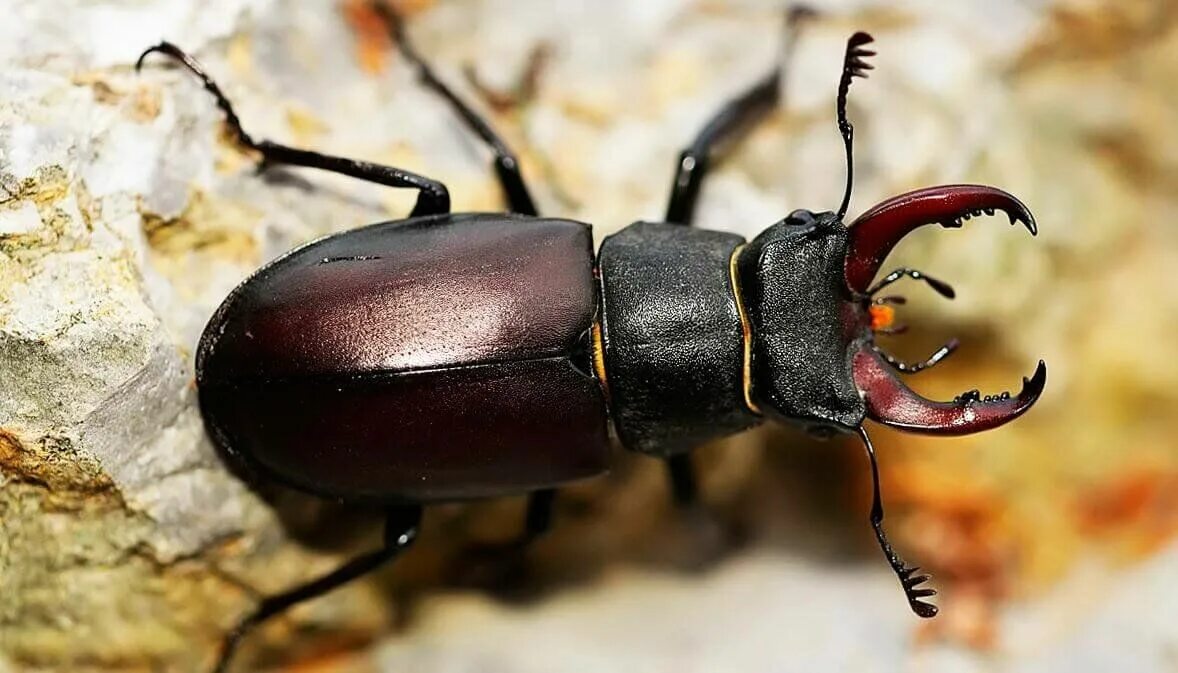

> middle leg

[
  {"left": 212, "top": 506, "right": 423, "bottom": 673},
  {"left": 522, "top": 488, "right": 558, "bottom": 542},
  {"left": 445, "top": 489, "right": 558, "bottom": 586},
  {"left": 375, "top": 3, "right": 538, "bottom": 216}
]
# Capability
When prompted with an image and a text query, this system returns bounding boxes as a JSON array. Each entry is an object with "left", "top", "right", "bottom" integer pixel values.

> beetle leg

[
  {"left": 665, "top": 452, "right": 700, "bottom": 506},
  {"left": 524, "top": 488, "right": 558, "bottom": 539},
  {"left": 665, "top": 67, "right": 778, "bottom": 226},
  {"left": 444, "top": 490, "right": 557, "bottom": 588},
  {"left": 665, "top": 6, "right": 815, "bottom": 226},
  {"left": 136, "top": 42, "right": 450, "bottom": 217},
  {"left": 374, "top": 3, "right": 538, "bottom": 215},
  {"left": 211, "top": 506, "right": 423, "bottom": 673},
  {"left": 136, "top": 41, "right": 449, "bottom": 218}
]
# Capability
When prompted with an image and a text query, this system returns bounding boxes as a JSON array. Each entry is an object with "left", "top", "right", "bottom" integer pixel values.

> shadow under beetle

[{"left": 137, "top": 5, "right": 1047, "bottom": 671}]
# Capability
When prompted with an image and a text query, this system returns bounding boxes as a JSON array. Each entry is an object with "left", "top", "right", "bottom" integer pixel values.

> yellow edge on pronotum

[
  {"left": 729, "top": 244, "right": 763, "bottom": 415},
  {"left": 591, "top": 319, "right": 609, "bottom": 398}
]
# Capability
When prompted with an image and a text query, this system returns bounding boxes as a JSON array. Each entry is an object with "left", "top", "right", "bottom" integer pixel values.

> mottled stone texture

[{"left": 2, "top": 0, "right": 1176, "bottom": 671}]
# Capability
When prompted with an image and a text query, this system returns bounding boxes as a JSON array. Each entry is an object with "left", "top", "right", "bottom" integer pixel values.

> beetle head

[
  {"left": 736, "top": 32, "right": 1046, "bottom": 438},
  {"left": 736, "top": 188, "right": 1045, "bottom": 437}
]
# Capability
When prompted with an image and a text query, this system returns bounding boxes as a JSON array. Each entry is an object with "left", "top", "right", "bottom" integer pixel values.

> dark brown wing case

[{"left": 197, "top": 213, "right": 609, "bottom": 503}]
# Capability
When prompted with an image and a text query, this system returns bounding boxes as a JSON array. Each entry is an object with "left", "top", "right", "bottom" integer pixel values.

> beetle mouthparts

[
  {"left": 844, "top": 185, "right": 1036, "bottom": 294},
  {"left": 852, "top": 345, "right": 1046, "bottom": 434}
]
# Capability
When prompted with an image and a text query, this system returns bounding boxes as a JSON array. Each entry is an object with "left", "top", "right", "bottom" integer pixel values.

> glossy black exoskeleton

[{"left": 136, "top": 7, "right": 1046, "bottom": 671}]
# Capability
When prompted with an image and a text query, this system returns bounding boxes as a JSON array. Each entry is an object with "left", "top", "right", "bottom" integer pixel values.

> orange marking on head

[{"left": 870, "top": 304, "right": 895, "bottom": 331}]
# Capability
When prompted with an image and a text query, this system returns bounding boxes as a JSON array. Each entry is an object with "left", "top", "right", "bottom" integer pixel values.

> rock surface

[{"left": 2, "top": 0, "right": 1176, "bottom": 671}]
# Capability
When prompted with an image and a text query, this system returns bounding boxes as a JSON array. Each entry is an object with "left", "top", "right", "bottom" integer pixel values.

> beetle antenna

[
  {"left": 857, "top": 426, "right": 938, "bottom": 618},
  {"left": 835, "top": 32, "right": 875, "bottom": 220},
  {"left": 136, "top": 42, "right": 257, "bottom": 150}
]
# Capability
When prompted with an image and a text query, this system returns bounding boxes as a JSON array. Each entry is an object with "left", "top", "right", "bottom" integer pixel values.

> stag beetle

[{"left": 136, "top": 6, "right": 1046, "bottom": 671}]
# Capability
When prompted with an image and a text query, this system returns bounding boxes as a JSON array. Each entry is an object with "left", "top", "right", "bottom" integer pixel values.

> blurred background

[{"left": 1, "top": 0, "right": 1176, "bottom": 671}]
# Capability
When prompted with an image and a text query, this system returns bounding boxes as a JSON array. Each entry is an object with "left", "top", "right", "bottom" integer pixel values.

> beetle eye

[{"left": 784, "top": 209, "right": 817, "bottom": 227}]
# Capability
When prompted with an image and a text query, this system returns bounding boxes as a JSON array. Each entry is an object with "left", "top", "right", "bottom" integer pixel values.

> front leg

[{"left": 664, "top": 6, "right": 814, "bottom": 226}]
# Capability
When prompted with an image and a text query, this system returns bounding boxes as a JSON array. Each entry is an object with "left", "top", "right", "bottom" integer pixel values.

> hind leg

[{"left": 212, "top": 506, "right": 423, "bottom": 673}]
